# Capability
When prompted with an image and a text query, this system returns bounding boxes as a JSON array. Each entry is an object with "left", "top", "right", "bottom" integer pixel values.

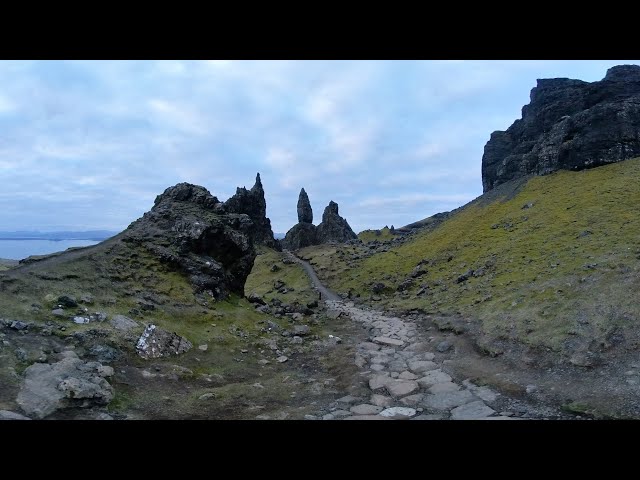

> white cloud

[{"left": 148, "top": 99, "right": 208, "bottom": 136}]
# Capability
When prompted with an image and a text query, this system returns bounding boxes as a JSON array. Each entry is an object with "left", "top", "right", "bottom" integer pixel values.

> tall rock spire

[{"left": 297, "top": 188, "right": 313, "bottom": 224}]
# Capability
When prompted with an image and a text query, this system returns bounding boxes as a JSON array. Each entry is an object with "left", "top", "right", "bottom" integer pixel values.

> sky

[{"left": 1, "top": 60, "right": 638, "bottom": 234}]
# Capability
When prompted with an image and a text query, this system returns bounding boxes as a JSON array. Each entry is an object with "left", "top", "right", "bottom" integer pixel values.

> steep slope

[{"left": 301, "top": 158, "right": 640, "bottom": 362}]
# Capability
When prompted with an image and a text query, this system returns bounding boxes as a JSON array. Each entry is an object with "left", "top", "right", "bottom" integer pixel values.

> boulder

[
  {"left": 136, "top": 324, "right": 193, "bottom": 359},
  {"left": 16, "top": 351, "right": 114, "bottom": 419}
]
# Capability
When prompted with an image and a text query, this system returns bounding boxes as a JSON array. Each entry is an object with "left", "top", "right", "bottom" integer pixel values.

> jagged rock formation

[
  {"left": 297, "top": 188, "right": 313, "bottom": 223},
  {"left": 316, "top": 201, "right": 357, "bottom": 243},
  {"left": 224, "top": 173, "right": 279, "bottom": 249},
  {"left": 482, "top": 64, "right": 640, "bottom": 192},
  {"left": 282, "top": 188, "right": 318, "bottom": 250},
  {"left": 283, "top": 189, "right": 356, "bottom": 249},
  {"left": 122, "top": 182, "right": 256, "bottom": 299}
]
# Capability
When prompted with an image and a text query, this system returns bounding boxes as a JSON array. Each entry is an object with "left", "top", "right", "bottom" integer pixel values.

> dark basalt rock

[
  {"left": 282, "top": 222, "right": 318, "bottom": 250},
  {"left": 482, "top": 64, "right": 640, "bottom": 192},
  {"left": 297, "top": 188, "right": 313, "bottom": 224},
  {"left": 122, "top": 182, "right": 256, "bottom": 300},
  {"left": 316, "top": 201, "right": 357, "bottom": 243},
  {"left": 224, "top": 173, "right": 279, "bottom": 249}
]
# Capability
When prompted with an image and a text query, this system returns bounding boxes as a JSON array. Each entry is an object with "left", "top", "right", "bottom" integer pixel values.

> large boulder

[
  {"left": 122, "top": 182, "right": 257, "bottom": 299},
  {"left": 16, "top": 351, "right": 114, "bottom": 419},
  {"left": 482, "top": 64, "right": 640, "bottom": 192},
  {"left": 297, "top": 188, "right": 313, "bottom": 223},
  {"left": 224, "top": 173, "right": 279, "bottom": 249},
  {"left": 316, "top": 201, "right": 357, "bottom": 243}
]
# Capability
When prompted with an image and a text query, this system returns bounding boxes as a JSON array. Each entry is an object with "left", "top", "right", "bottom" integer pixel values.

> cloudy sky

[{"left": 1, "top": 60, "right": 637, "bottom": 234}]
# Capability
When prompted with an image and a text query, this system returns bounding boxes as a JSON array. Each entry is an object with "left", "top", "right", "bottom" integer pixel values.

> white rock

[{"left": 379, "top": 407, "right": 417, "bottom": 418}]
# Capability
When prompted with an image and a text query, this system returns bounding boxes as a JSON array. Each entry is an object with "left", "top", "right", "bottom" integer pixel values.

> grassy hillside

[
  {"left": 302, "top": 158, "right": 640, "bottom": 356},
  {"left": 358, "top": 226, "right": 395, "bottom": 243},
  {"left": 0, "top": 238, "right": 356, "bottom": 419}
]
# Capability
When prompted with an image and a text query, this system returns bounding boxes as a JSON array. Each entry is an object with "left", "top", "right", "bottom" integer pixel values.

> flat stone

[
  {"left": 436, "top": 340, "right": 453, "bottom": 352},
  {"left": 354, "top": 354, "right": 366, "bottom": 368},
  {"left": 451, "top": 400, "right": 496, "bottom": 420},
  {"left": 199, "top": 393, "right": 216, "bottom": 400},
  {"left": 350, "top": 404, "right": 384, "bottom": 415},
  {"left": 373, "top": 337, "right": 404, "bottom": 347},
  {"left": 332, "top": 409, "right": 353, "bottom": 418},
  {"left": 386, "top": 380, "right": 419, "bottom": 398},
  {"left": 198, "top": 344, "right": 208, "bottom": 351},
  {"left": 474, "top": 386, "right": 499, "bottom": 403},
  {"left": 110, "top": 314, "right": 138, "bottom": 332},
  {"left": 370, "top": 364, "right": 385, "bottom": 372},
  {"left": 358, "top": 342, "right": 380, "bottom": 351},
  {"left": 400, "top": 394, "right": 424, "bottom": 406},
  {"left": 423, "top": 390, "right": 476, "bottom": 410},
  {"left": 322, "top": 414, "right": 335, "bottom": 420},
  {"left": 51, "top": 309, "right": 66, "bottom": 317},
  {"left": 369, "top": 374, "right": 391, "bottom": 391},
  {"left": 482, "top": 416, "right": 519, "bottom": 420},
  {"left": 408, "top": 360, "right": 438, "bottom": 374},
  {"left": 398, "top": 371, "right": 418, "bottom": 380},
  {"left": 370, "top": 394, "right": 394, "bottom": 407},
  {"left": 276, "top": 355, "right": 288, "bottom": 363},
  {"left": 429, "top": 382, "right": 461, "bottom": 394},
  {"left": 336, "top": 395, "right": 360, "bottom": 404},
  {"left": 412, "top": 413, "right": 446, "bottom": 420},
  {"left": 344, "top": 415, "right": 390, "bottom": 420},
  {"left": 304, "top": 415, "right": 318, "bottom": 420},
  {"left": 417, "top": 369, "right": 452, "bottom": 387},
  {"left": 404, "top": 342, "right": 430, "bottom": 353},
  {"left": 0, "top": 410, "right": 31, "bottom": 420},
  {"left": 379, "top": 407, "right": 417, "bottom": 418}
]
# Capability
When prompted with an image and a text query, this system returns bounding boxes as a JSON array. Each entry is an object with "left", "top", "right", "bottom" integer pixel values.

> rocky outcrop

[
  {"left": 282, "top": 223, "right": 318, "bottom": 250},
  {"left": 136, "top": 324, "right": 193, "bottom": 359},
  {"left": 283, "top": 188, "right": 318, "bottom": 250},
  {"left": 224, "top": 173, "right": 279, "bottom": 249},
  {"left": 283, "top": 190, "right": 357, "bottom": 249},
  {"left": 316, "top": 201, "right": 357, "bottom": 243},
  {"left": 297, "top": 188, "right": 313, "bottom": 223},
  {"left": 122, "top": 182, "right": 256, "bottom": 299},
  {"left": 16, "top": 350, "right": 114, "bottom": 419},
  {"left": 482, "top": 64, "right": 640, "bottom": 192}
]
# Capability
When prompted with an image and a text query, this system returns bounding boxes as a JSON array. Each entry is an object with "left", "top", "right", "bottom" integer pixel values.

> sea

[{"left": 0, "top": 239, "right": 100, "bottom": 260}]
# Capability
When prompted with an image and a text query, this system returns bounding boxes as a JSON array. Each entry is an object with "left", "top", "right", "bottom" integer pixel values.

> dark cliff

[{"left": 482, "top": 64, "right": 640, "bottom": 192}]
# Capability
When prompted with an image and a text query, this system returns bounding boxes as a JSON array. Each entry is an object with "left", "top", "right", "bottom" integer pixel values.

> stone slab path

[{"left": 288, "top": 252, "right": 517, "bottom": 420}]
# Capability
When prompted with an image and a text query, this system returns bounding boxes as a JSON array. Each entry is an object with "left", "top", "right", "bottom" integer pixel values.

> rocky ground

[{"left": 283, "top": 253, "right": 574, "bottom": 420}]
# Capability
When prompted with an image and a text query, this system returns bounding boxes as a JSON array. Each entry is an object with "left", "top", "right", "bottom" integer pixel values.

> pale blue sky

[{"left": 0, "top": 60, "right": 637, "bottom": 233}]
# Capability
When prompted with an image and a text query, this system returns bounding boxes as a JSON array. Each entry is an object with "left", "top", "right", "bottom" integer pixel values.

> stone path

[{"left": 289, "top": 252, "right": 517, "bottom": 420}]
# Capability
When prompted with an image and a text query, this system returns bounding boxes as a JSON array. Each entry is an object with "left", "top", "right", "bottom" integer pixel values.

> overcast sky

[{"left": 1, "top": 60, "right": 637, "bottom": 234}]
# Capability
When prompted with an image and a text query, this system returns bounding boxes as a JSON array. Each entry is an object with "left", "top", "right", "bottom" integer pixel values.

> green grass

[
  {"left": 245, "top": 246, "right": 317, "bottom": 306},
  {"left": 302, "top": 158, "right": 640, "bottom": 352},
  {"left": 358, "top": 226, "right": 395, "bottom": 243}
]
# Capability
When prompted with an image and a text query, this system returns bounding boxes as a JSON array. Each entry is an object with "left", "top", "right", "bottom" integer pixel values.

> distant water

[{"left": 0, "top": 239, "right": 100, "bottom": 260}]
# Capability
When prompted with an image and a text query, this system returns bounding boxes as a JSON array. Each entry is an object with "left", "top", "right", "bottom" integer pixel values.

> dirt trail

[{"left": 287, "top": 250, "right": 566, "bottom": 420}]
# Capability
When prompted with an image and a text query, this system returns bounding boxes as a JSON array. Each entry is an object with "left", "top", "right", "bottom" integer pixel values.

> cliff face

[
  {"left": 123, "top": 182, "right": 256, "bottom": 299},
  {"left": 482, "top": 64, "right": 640, "bottom": 192}
]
